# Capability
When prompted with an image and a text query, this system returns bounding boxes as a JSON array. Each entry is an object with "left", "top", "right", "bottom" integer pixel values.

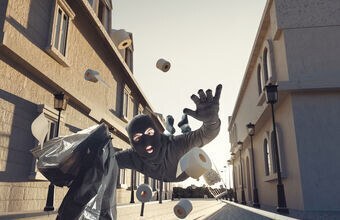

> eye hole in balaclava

[{"left": 127, "top": 115, "right": 162, "bottom": 160}]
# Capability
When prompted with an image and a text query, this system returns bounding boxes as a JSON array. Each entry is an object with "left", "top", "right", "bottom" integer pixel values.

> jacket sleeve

[
  {"left": 115, "top": 149, "right": 139, "bottom": 170},
  {"left": 171, "top": 119, "right": 221, "bottom": 156}
]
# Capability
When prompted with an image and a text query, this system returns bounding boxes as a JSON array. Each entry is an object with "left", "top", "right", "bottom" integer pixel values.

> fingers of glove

[
  {"left": 198, "top": 89, "right": 207, "bottom": 102},
  {"left": 206, "top": 89, "right": 213, "bottom": 102},
  {"left": 213, "top": 84, "right": 223, "bottom": 102},
  {"left": 191, "top": 94, "right": 200, "bottom": 105},
  {"left": 183, "top": 108, "right": 197, "bottom": 119}
]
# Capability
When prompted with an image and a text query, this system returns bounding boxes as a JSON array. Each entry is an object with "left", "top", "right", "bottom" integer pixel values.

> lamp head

[
  {"left": 237, "top": 141, "right": 243, "bottom": 151},
  {"left": 265, "top": 83, "right": 278, "bottom": 104},
  {"left": 246, "top": 123, "right": 255, "bottom": 136},
  {"left": 54, "top": 92, "right": 68, "bottom": 111}
]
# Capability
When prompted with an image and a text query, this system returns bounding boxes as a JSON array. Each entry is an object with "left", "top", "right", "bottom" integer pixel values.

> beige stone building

[
  {"left": 228, "top": 0, "right": 340, "bottom": 218},
  {"left": 0, "top": 0, "right": 172, "bottom": 216}
]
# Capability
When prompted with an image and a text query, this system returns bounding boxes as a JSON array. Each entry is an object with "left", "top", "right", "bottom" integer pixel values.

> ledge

[{"left": 0, "top": 210, "right": 58, "bottom": 220}]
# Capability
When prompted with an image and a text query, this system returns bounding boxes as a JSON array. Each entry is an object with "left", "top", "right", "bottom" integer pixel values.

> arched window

[
  {"left": 257, "top": 64, "right": 262, "bottom": 95},
  {"left": 263, "top": 48, "right": 269, "bottom": 83},
  {"left": 263, "top": 138, "right": 271, "bottom": 176}
]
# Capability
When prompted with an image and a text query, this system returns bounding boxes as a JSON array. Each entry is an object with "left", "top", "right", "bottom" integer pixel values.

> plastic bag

[
  {"left": 34, "top": 124, "right": 108, "bottom": 186},
  {"left": 202, "top": 162, "right": 229, "bottom": 200},
  {"left": 33, "top": 123, "right": 118, "bottom": 219}
]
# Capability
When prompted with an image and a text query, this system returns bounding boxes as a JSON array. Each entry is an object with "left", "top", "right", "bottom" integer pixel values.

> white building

[{"left": 228, "top": 0, "right": 340, "bottom": 218}]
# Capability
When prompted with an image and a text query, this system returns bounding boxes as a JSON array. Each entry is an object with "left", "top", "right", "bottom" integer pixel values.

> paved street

[
  {"left": 117, "top": 199, "right": 276, "bottom": 220},
  {"left": 0, "top": 199, "right": 302, "bottom": 220},
  {"left": 0, "top": 199, "right": 298, "bottom": 219},
  {"left": 117, "top": 199, "right": 225, "bottom": 220}
]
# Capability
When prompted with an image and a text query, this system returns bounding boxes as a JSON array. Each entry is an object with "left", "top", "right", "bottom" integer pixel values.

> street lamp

[
  {"left": 246, "top": 122, "right": 260, "bottom": 208},
  {"left": 264, "top": 84, "right": 289, "bottom": 214},
  {"left": 230, "top": 153, "right": 238, "bottom": 203},
  {"left": 44, "top": 92, "right": 68, "bottom": 211},
  {"left": 159, "top": 180, "right": 163, "bottom": 204},
  {"left": 237, "top": 141, "right": 246, "bottom": 205},
  {"left": 130, "top": 170, "right": 135, "bottom": 203},
  {"left": 227, "top": 159, "right": 232, "bottom": 201}
]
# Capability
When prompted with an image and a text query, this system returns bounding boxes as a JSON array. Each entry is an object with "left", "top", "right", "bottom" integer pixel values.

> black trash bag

[
  {"left": 33, "top": 123, "right": 118, "bottom": 219},
  {"left": 56, "top": 132, "right": 118, "bottom": 220},
  {"left": 35, "top": 124, "right": 110, "bottom": 187}
]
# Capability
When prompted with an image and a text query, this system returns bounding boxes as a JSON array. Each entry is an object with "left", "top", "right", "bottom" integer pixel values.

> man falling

[{"left": 116, "top": 84, "right": 222, "bottom": 182}]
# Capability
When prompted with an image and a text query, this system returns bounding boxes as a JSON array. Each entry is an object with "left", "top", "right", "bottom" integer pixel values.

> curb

[{"left": 222, "top": 200, "right": 299, "bottom": 220}]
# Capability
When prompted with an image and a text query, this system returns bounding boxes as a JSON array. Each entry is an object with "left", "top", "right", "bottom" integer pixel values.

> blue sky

[{"left": 112, "top": 0, "right": 267, "bottom": 186}]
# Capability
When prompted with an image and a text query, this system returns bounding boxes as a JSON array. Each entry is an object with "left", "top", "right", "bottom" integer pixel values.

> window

[
  {"left": 123, "top": 90, "right": 129, "bottom": 118},
  {"left": 257, "top": 64, "right": 262, "bottom": 95},
  {"left": 263, "top": 138, "right": 271, "bottom": 176},
  {"left": 120, "top": 169, "right": 126, "bottom": 185},
  {"left": 98, "top": 0, "right": 111, "bottom": 32},
  {"left": 125, "top": 47, "right": 133, "bottom": 71},
  {"left": 54, "top": 7, "right": 68, "bottom": 56},
  {"left": 263, "top": 48, "right": 269, "bottom": 84},
  {"left": 45, "top": 120, "right": 58, "bottom": 142},
  {"left": 138, "top": 105, "right": 144, "bottom": 115},
  {"left": 47, "top": 0, "right": 75, "bottom": 66},
  {"left": 122, "top": 85, "right": 131, "bottom": 119},
  {"left": 135, "top": 171, "right": 141, "bottom": 186}
]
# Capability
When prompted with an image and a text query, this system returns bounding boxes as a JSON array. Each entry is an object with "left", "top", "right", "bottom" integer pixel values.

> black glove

[
  {"left": 183, "top": 84, "right": 222, "bottom": 124},
  {"left": 165, "top": 115, "right": 175, "bottom": 134}
]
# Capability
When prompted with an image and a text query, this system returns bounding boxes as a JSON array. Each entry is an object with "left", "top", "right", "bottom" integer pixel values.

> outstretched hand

[{"left": 183, "top": 84, "right": 222, "bottom": 124}]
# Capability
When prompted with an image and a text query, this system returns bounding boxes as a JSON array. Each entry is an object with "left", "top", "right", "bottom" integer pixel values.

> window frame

[
  {"left": 263, "top": 47, "right": 270, "bottom": 83},
  {"left": 125, "top": 46, "right": 133, "bottom": 71},
  {"left": 122, "top": 85, "right": 131, "bottom": 120},
  {"left": 263, "top": 125, "right": 286, "bottom": 182},
  {"left": 46, "top": 0, "right": 75, "bottom": 67},
  {"left": 257, "top": 64, "right": 263, "bottom": 95},
  {"left": 118, "top": 168, "right": 127, "bottom": 189},
  {"left": 262, "top": 40, "right": 276, "bottom": 85},
  {"left": 263, "top": 138, "right": 271, "bottom": 176}
]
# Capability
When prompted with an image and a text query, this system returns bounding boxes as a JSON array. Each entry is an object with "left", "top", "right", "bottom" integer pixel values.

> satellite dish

[{"left": 31, "top": 113, "right": 49, "bottom": 148}]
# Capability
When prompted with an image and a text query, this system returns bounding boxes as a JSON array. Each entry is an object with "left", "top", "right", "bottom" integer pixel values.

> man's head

[{"left": 127, "top": 114, "right": 162, "bottom": 160}]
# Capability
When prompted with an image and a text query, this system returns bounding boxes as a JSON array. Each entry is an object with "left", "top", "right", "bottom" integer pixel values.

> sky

[{"left": 112, "top": 0, "right": 267, "bottom": 187}]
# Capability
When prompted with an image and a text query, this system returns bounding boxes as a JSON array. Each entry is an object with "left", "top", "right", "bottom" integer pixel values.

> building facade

[
  {"left": 0, "top": 0, "right": 171, "bottom": 215},
  {"left": 228, "top": 0, "right": 340, "bottom": 217}
]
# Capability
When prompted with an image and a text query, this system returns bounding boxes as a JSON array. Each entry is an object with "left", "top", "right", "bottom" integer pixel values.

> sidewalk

[{"left": 209, "top": 200, "right": 299, "bottom": 220}]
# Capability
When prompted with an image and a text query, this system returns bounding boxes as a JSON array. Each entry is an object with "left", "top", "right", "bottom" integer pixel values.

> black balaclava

[{"left": 126, "top": 115, "right": 162, "bottom": 162}]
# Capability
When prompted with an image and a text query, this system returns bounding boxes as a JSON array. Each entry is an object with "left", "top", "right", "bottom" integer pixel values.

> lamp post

[
  {"left": 227, "top": 159, "right": 232, "bottom": 201},
  {"left": 238, "top": 141, "right": 246, "bottom": 205},
  {"left": 231, "top": 153, "right": 238, "bottom": 203},
  {"left": 264, "top": 84, "right": 289, "bottom": 214},
  {"left": 130, "top": 170, "right": 135, "bottom": 203},
  {"left": 247, "top": 123, "right": 260, "bottom": 208},
  {"left": 159, "top": 180, "right": 163, "bottom": 204},
  {"left": 44, "top": 92, "right": 68, "bottom": 211}
]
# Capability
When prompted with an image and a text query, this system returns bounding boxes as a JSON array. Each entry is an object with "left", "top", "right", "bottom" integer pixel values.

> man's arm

[
  {"left": 115, "top": 149, "right": 139, "bottom": 170},
  {"left": 172, "top": 84, "right": 222, "bottom": 154}
]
